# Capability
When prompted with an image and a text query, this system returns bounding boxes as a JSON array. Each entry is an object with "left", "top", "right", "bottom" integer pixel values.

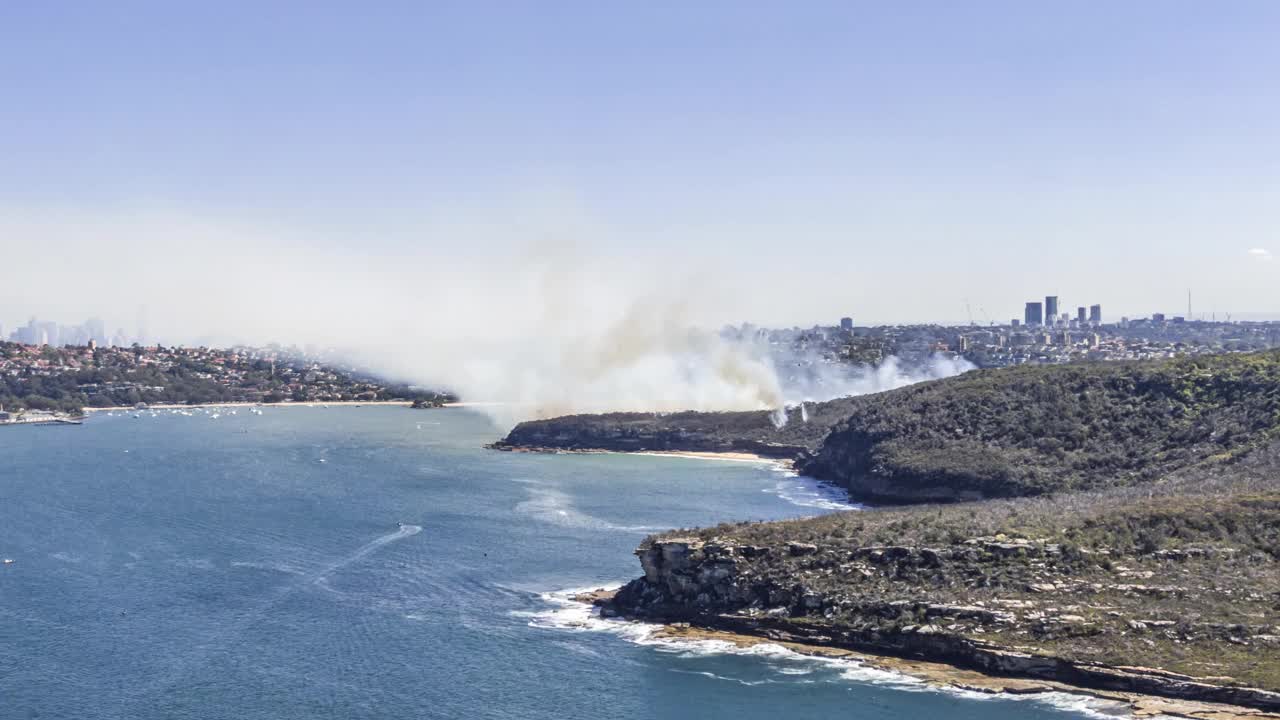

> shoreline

[
  {"left": 630, "top": 450, "right": 793, "bottom": 469},
  {"left": 567, "top": 590, "right": 1279, "bottom": 720},
  {"left": 492, "top": 445, "right": 796, "bottom": 470},
  {"left": 84, "top": 400, "right": 493, "bottom": 413}
]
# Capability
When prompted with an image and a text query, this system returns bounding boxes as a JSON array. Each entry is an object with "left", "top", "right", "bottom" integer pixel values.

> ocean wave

[
  {"left": 762, "top": 474, "right": 862, "bottom": 512},
  {"left": 514, "top": 485, "right": 662, "bottom": 533},
  {"left": 523, "top": 587, "right": 1169, "bottom": 719}
]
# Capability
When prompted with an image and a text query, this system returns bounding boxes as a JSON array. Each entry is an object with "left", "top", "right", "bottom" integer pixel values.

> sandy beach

[
  {"left": 630, "top": 450, "right": 796, "bottom": 473},
  {"left": 495, "top": 445, "right": 795, "bottom": 469}
]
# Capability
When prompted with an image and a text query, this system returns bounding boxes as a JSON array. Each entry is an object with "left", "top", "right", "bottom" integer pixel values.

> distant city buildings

[
  {"left": 5, "top": 316, "right": 136, "bottom": 348},
  {"left": 1025, "top": 302, "right": 1043, "bottom": 326},
  {"left": 839, "top": 317, "right": 853, "bottom": 331},
  {"left": 1017, "top": 295, "right": 1110, "bottom": 329}
]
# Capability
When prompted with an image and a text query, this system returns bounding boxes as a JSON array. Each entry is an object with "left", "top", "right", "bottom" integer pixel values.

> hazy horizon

[{"left": 4, "top": 2, "right": 1277, "bottom": 416}]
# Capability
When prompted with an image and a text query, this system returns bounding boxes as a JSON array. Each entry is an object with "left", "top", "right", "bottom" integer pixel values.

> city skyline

[{"left": 5, "top": 293, "right": 1275, "bottom": 353}]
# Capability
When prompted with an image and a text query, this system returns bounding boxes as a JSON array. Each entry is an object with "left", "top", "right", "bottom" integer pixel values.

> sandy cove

[
  {"left": 493, "top": 445, "right": 795, "bottom": 470},
  {"left": 567, "top": 589, "right": 1280, "bottom": 720}
]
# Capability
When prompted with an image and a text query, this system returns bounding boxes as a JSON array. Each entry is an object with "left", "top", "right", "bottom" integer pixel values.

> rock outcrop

[{"left": 604, "top": 537, "right": 1280, "bottom": 712}]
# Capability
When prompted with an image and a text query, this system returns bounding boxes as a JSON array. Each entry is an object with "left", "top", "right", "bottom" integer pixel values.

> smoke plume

[{"left": 0, "top": 207, "right": 974, "bottom": 430}]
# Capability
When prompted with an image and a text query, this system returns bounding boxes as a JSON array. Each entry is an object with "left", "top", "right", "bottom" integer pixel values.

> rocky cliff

[{"left": 604, "top": 530, "right": 1280, "bottom": 711}]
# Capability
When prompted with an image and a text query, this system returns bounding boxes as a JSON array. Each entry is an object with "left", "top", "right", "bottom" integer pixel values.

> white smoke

[
  {"left": 0, "top": 207, "right": 975, "bottom": 431},
  {"left": 772, "top": 349, "right": 976, "bottom": 406}
]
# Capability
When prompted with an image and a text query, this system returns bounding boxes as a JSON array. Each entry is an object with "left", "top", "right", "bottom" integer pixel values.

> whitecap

[{"left": 514, "top": 486, "right": 661, "bottom": 533}]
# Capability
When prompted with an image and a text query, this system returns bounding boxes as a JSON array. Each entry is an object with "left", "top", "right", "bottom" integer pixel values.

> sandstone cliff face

[{"left": 607, "top": 537, "right": 1280, "bottom": 712}]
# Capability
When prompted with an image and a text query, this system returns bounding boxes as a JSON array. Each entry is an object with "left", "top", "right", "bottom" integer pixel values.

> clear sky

[{"left": 2, "top": 1, "right": 1278, "bottom": 339}]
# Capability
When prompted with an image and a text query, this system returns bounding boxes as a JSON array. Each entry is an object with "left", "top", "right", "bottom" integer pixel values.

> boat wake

[{"left": 310, "top": 524, "right": 422, "bottom": 584}]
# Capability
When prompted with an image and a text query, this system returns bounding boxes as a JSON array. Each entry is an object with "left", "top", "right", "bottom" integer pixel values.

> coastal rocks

[
  {"left": 605, "top": 534, "right": 1280, "bottom": 713},
  {"left": 788, "top": 542, "right": 818, "bottom": 556}
]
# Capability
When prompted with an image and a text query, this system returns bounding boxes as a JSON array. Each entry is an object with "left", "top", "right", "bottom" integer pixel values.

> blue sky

[{"left": 1, "top": 1, "right": 1277, "bottom": 335}]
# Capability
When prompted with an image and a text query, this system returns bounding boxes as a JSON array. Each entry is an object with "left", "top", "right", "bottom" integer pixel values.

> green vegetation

[
  {"left": 501, "top": 350, "right": 1280, "bottom": 503},
  {"left": 495, "top": 403, "right": 846, "bottom": 456},
  {"left": 566, "top": 350, "right": 1280, "bottom": 702},
  {"left": 627, "top": 442, "right": 1280, "bottom": 694},
  {"left": 802, "top": 350, "right": 1280, "bottom": 501}
]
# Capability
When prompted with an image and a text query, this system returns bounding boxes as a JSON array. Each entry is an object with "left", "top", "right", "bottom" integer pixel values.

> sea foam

[{"left": 523, "top": 587, "right": 1171, "bottom": 720}]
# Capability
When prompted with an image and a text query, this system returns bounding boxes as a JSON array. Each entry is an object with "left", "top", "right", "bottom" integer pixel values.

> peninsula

[{"left": 497, "top": 350, "right": 1280, "bottom": 712}]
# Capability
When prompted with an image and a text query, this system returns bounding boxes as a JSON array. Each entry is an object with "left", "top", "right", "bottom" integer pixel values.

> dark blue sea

[{"left": 1, "top": 407, "right": 1122, "bottom": 719}]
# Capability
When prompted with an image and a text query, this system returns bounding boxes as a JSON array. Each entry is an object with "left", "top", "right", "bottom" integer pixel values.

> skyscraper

[
  {"left": 86, "top": 317, "right": 106, "bottom": 345},
  {"left": 1077, "top": 307, "right": 1086, "bottom": 323},
  {"left": 1089, "top": 304, "right": 1102, "bottom": 324},
  {"left": 1024, "top": 302, "right": 1043, "bottom": 326},
  {"left": 1045, "top": 296, "right": 1059, "bottom": 325},
  {"left": 839, "top": 317, "right": 853, "bottom": 331}
]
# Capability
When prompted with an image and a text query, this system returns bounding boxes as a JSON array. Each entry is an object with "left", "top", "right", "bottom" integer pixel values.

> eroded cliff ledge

[{"left": 602, "top": 529, "right": 1280, "bottom": 712}]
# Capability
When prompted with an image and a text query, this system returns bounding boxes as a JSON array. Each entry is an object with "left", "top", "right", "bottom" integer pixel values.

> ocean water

[{"left": 0, "top": 407, "right": 1127, "bottom": 719}]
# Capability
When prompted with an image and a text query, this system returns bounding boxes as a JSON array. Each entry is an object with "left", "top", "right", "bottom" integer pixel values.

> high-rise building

[
  {"left": 1077, "top": 306, "right": 1086, "bottom": 323},
  {"left": 86, "top": 317, "right": 106, "bottom": 345},
  {"left": 1045, "top": 296, "right": 1059, "bottom": 325},
  {"left": 1153, "top": 313, "right": 1166, "bottom": 323},
  {"left": 1024, "top": 302, "right": 1043, "bottom": 326},
  {"left": 1089, "top": 304, "right": 1102, "bottom": 324},
  {"left": 36, "top": 320, "right": 59, "bottom": 347},
  {"left": 839, "top": 317, "right": 853, "bottom": 331}
]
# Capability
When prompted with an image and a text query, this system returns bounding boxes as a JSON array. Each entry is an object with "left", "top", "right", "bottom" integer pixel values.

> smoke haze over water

[{"left": 1, "top": 207, "right": 974, "bottom": 428}]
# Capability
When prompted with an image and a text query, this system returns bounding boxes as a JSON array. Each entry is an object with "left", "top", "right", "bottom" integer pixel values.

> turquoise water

[{"left": 0, "top": 407, "right": 1115, "bottom": 719}]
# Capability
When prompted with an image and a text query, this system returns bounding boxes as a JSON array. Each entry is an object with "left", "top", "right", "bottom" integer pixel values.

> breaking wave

[{"left": 521, "top": 587, "right": 1167, "bottom": 720}]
